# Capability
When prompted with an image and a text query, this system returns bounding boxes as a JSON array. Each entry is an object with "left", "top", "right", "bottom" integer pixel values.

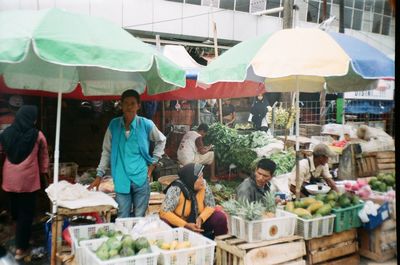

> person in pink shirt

[{"left": 0, "top": 105, "right": 49, "bottom": 260}]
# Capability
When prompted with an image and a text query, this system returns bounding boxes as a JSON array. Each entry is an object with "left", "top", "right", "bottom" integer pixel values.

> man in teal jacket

[{"left": 89, "top": 90, "right": 166, "bottom": 217}]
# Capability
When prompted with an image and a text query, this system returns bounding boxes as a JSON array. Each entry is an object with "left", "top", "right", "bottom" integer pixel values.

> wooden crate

[
  {"left": 316, "top": 253, "right": 359, "bottom": 265},
  {"left": 358, "top": 219, "right": 397, "bottom": 262},
  {"left": 356, "top": 151, "right": 395, "bottom": 177},
  {"left": 306, "top": 229, "right": 358, "bottom": 265},
  {"left": 300, "top": 124, "right": 322, "bottom": 138},
  {"left": 215, "top": 234, "right": 306, "bottom": 265}
]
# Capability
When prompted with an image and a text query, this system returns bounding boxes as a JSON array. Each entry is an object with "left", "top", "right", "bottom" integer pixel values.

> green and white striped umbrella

[
  {"left": 0, "top": 8, "right": 186, "bottom": 95},
  {"left": 0, "top": 8, "right": 186, "bottom": 193}
]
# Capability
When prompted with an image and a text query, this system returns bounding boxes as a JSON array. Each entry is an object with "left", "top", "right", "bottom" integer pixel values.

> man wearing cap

[{"left": 289, "top": 143, "right": 338, "bottom": 197}]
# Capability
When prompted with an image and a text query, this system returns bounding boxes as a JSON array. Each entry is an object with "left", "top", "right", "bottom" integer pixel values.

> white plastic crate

[
  {"left": 80, "top": 238, "right": 159, "bottom": 265},
  {"left": 69, "top": 223, "right": 118, "bottom": 265},
  {"left": 115, "top": 217, "right": 171, "bottom": 236},
  {"left": 145, "top": 228, "right": 216, "bottom": 265},
  {"left": 295, "top": 214, "right": 336, "bottom": 240},
  {"left": 229, "top": 209, "right": 297, "bottom": 242}
]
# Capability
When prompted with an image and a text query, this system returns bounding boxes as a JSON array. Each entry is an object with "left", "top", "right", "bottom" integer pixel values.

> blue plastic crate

[{"left": 363, "top": 201, "right": 390, "bottom": 230}]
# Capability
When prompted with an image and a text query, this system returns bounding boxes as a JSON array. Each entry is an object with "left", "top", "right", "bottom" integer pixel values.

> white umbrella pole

[
  {"left": 51, "top": 89, "right": 62, "bottom": 214},
  {"left": 295, "top": 78, "right": 301, "bottom": 199}
]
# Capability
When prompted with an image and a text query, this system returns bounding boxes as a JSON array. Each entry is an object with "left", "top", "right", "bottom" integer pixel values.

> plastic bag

[{"left": 130, "top": 215, "right": 170, "bottom": 238}]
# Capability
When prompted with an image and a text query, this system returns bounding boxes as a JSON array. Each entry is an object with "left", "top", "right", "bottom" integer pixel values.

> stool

[{"left": 50, "top": 205, "right": 116, "bottom": 265}]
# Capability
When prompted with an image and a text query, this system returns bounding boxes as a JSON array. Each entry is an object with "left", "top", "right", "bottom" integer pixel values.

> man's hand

[
  {"left": 275, "top": 196, "right": 282, "bottom": 204},
  {"left": 184, "top": 222, "right": 204, "bottom": 233},
  {"left": 88, "top": 176, "right": 101, "bottom": 191},
  {"left": 148, "top": 164, "right": 156, "bottom": 180}
]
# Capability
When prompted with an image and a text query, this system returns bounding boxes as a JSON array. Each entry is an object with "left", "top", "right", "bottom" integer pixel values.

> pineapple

[
  {"left": 262, "top": 192, "right": 277, "bottom": 218},
  {"left": 238, "top": 199, "right": 265, "bottom": 221},
  {"left": 221, "top": 199, "right": 240, "bottom": 216}
]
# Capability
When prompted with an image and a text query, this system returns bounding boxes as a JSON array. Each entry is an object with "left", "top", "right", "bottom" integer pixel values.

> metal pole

[
  {"left": 210, "top": 8, "right": 223, "bottom": 123},
  {"left": 339, "top": 0, "right": 344, "bottom": 33},
  {"left": 155, "top": 35, "right": 166, "bottom": 131},
  {"left": 197, "top": 100, "right": 201, "bottom": 125},
  {"left": 283, "top": 0, "right": 294, "bottom": 29}
]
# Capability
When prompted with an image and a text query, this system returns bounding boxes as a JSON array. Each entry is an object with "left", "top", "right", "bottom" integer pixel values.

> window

[
  {"left": 383, "top": 0, "right": 392, "bottom": 15},
  {"left": 354, "top": 0, "right": 364, "bottom": 9},
  {"left": 266, "top": 0, "right": 281, "bottom": 17},
  {"left": 374, "top": 0, "right": 383, "bottom": 13},
  {"left": 381, "top": 16, "right": 391, "bottom": 35},
  {"left": 372, "top": 14, "right": 382, "bottom": 33},
  {"left": 307, "top": 0, "right": 319, "bottom": 23},
  {"left": 220, "top": 0, "right": 235, "bottom": 9},
  {"left": 344, "top": 0, "right": 354, "bottom": 7},
  {"left": 344, "top": 7, "right": 353, "bottom": 28},
  {"left": 364, "top": 0, "right": 373, "bottom": 11},
  {"left": 352, "top": 9, "right": 362, "bottom": 30},
  {"left": 186, "top": 0, "right": 201, "bottom": 4},
  {"left": 236, "top": 0, "right": 250, "bottom": 12}
]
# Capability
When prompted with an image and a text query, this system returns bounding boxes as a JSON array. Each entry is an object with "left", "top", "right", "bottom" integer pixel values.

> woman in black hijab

[
  {"left": 249, "top": 93, "right": 269, "bottom": 131},
  {"left": 160, "top": 163, "right": 228, "bottom": 239},
  {"left": 0, "top": 105, "right": 49, "bottom": 260}
]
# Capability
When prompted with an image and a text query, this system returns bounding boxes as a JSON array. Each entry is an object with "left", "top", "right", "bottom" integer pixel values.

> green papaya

[
  {"left": 134, "top": 237, "right": 150, "bottom": 252},
  {"left": 315, "top": 194, "right": 326, "bottom": 202},
  {"left": 378, "top": 182, "right": 387, "bottom": 192},
  {"left": 120, "top": 247, "right": 135, "bottom": 257},
  {"left": 352, "top": 195, "right": 360, "bottom": 205},
  {"left": 316, "top": 204, "right": 332, "bottom": 216}
]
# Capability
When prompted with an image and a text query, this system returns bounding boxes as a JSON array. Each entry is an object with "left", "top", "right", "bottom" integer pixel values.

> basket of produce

[
  {"left": 80, "top": 236, "right": 159, "bottom": 265},
  {"left": 222, "top": 193, "right": 296, "bottom": 242},
  {"left": 146, "top": 227, "right": 216, "bottom": 265},
  {"left": 312, "top": 191, "right": 364, "bottom": 232},
  {"left": 69, "top": 223, "right": 122, "bottom": 265},
  {"left": 284, "top": 196, "right": 335, "bottom": 240},
  {"left": 229, "top": 209, "right": 296, "bottom": 242},
  {"left": 368, "top": 173, "right": 395, "bottom": 193}
]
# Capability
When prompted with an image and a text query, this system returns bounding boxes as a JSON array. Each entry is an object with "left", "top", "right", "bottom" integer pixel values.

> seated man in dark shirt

[
  {"left": 236, "top": 158, "right": 277, "bottom": 203},
  {"left": 221, "top": 99, "right": 236, "bottom": 127}
]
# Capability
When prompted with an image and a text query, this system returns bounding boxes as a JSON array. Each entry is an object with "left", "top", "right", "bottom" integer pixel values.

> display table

[
  {"left": 50, "top": 204, "right": 116, "bottom": 265},
  {"left": 277, "top": 135, "right": 312, "bottom": 150}
]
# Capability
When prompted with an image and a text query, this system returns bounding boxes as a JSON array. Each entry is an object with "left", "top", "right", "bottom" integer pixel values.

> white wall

[{"left": 0, "top": 0, "right": 395, "bottom": 55}]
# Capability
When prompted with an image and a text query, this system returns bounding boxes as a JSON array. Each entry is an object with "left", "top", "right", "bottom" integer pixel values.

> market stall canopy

[
  {"left": 0, "top": 42, "right": 264, "bottom": 100},
  {"left": 0, "top": 8, "right": 186, "bottom": 96},
  {"left": 197, "top": 28, "right": 395, "bottom": 93}
]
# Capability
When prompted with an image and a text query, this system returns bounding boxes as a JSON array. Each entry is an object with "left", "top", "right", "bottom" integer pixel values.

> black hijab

[
  {"left": 0, "top": 105, "right": 39, "bottom": 164},
  {"left": 164, "top": 163, "right": 203, "bottom": 223}
]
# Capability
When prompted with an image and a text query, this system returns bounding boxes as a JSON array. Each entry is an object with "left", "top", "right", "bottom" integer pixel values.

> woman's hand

[
  {"left": 184, "top": 222, "right": 204, "bottom": 233},
  {"left": 196, "top": 216, "right": 203, "bottom": 229}
]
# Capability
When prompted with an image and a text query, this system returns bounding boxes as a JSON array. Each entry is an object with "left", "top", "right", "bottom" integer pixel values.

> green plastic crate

[{"left": 332, "top": 203, "right": 364, "bottom": 233}]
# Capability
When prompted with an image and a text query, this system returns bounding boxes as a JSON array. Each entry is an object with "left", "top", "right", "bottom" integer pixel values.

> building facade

[{"left": 0, "top": 0, "right": 395, "bottom": 56}]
